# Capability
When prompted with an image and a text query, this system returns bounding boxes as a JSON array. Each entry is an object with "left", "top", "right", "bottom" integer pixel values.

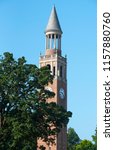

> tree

[
  {"left": 91, "top": 128, "right": 97, "bottom": 150},
  {"left": 76, "top": 140, "right": 95, "bottom": 150},
  {"left": 67, "top": 127, "right": 80, "bottom": 150},
  {"left": 0, "top": 52, "right": 72, "bottom": 150}
]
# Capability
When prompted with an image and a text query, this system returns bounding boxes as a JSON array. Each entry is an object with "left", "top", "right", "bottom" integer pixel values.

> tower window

[
  {"left": 60, "top": 66, "right": 62, "bottom": 77},
  {"left": 53, "top": 66, "right": 55, "bottom": 76}
]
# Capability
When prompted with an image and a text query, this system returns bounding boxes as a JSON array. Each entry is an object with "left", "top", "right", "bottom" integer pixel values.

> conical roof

[{"left": 45, "top": 6, "right": 62, "bottom": 34}]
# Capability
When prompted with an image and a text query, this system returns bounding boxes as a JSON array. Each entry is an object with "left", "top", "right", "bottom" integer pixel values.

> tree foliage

[
  {"left": 67, "top": 127, "right": 97, "bottom": 150},
  {"left": 0, "top": 52, "right": 72, "bottom": 150},
  {"left": 91, "top": 128, "right": 97, "bottom": 150},
  {"left": 76, "top": 140, "right": 95, "bottom": 150},
  {"left": 67, "top": 127, "right": 80, "bottom": 150}
]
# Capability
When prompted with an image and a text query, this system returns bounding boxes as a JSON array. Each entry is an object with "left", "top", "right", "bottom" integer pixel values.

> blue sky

[{"left": 0, "top": 0, "right": 96, "bottom": 141}]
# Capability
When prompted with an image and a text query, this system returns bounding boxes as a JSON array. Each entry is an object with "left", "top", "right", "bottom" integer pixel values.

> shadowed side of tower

[{"left": 38, "top": 6, "right": 67, "bottom": 150}]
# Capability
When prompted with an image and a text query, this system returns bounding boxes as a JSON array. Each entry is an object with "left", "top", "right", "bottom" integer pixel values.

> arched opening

[{"left": 47, "top": 64, "right": 51, "bottom": 70}]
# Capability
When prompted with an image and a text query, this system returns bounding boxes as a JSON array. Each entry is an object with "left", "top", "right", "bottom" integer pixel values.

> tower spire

[{"left": 45, "top": 6, "right": 62, "bottom": 34}]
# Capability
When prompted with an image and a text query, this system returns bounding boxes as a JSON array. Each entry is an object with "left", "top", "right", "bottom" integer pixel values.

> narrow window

[
  {"left": 60, "top": 66, "right": 62, "bottom": 77},
  {"left": 53, "top": 66, "right": 55, "bottom": 76}
]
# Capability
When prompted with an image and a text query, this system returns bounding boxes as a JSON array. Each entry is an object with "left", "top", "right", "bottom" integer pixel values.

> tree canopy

[
  {"left": 67, "top": 127, "right": 80, "bottom": 150},
  {"left": 67, "top": 127, "right": 97, "bottom": 150},
  {"left": 0, "top": 52, "right": 72, "bottom": 150},
  {"left": 91, "top": 128, "right": 97, "bottom": 150},
  {"left": 76, "top": 140, "right": 95, "bottom": 150}
]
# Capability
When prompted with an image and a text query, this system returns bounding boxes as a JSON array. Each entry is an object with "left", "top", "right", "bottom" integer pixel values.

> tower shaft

[{"left": 38, "top": 6, "right": 67, "bottom": 150}]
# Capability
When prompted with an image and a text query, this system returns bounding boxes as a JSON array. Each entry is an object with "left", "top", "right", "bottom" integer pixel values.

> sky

[{"left": 0, "top": 0, "right": 97, "bottom": 141}]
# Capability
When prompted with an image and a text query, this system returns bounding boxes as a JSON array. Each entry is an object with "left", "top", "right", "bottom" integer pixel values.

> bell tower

[{"left": 38, "top": 6, "right": 67, "bottom": 150}]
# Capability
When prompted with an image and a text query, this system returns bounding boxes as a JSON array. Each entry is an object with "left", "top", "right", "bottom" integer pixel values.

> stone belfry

[{"left": 38, "top": 6, "right": 67, "bottom": 150}]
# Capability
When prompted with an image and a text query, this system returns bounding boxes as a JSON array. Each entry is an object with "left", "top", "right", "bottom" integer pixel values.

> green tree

[
  {"left": 92, "top": 128, "right": 97, "bottom": 150},
  {"left": 0, "top": 52, "right": 72, "bottom": 150},
  {"left": 76, "top": 140, "right": 95, "bottom": 150},
  {"left": 67, "top": 127, "right": 80, "bottom": 150}
]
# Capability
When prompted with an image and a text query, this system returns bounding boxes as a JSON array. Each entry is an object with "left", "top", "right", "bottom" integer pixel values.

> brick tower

[{"left": 38, "top": 6, "right": 67, "bottom": 150}]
